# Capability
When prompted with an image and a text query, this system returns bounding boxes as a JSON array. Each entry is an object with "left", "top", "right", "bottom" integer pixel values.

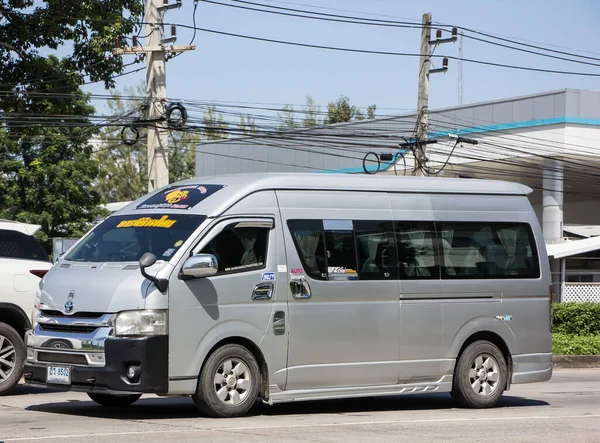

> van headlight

[{"left": 114, "top": 310, "right": 168, "bottom": 336}]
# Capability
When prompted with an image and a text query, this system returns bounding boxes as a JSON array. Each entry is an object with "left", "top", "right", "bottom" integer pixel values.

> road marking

[{"left": 5, "top": 414, "right": 600, "bottom": 441}]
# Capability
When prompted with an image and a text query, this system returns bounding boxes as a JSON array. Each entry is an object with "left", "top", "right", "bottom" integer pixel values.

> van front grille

[
  {"left": 37, "top": 352, "right": 88, "bottom": 365},
  {"left": 39, "top": 324, "right": 98, "bottom": 334},
  {"left": 40, "top": 310, "right": 103, "bottom": 319}
]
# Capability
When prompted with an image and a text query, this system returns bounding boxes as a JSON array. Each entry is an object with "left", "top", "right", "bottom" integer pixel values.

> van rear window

[{"left": 65, "top": 214, "right": 206, "bottom": 262}]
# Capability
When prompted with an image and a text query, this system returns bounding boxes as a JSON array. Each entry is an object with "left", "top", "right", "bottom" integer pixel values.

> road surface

[{"left": 1, "top": 369, "right": 599, "bottom": 442}]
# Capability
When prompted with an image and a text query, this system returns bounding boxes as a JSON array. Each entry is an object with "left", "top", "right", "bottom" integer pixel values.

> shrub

[
  {"left": 552, "top": 302, "right": 600, "bottom": 335},
  {"left": 552, "top": 333, "right": 600, "bottom": 355}
]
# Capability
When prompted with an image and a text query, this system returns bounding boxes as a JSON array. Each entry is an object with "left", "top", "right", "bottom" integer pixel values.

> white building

[{"left": 194, "top": 88, "right": 600, "bottom": 302}]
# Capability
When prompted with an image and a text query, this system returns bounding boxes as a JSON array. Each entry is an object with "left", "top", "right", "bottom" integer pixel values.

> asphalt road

[{"left": 1, "top": 369, "right": 599, "bottom": 443}]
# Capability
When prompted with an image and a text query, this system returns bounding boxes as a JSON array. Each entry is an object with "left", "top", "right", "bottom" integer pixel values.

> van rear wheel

[
  {"left": 87, "top": 393, "right": 142, "bottom": 407},
  {"left": 452, "top": 340, "right": 507, "bottom": 408},
  {"left": 192, "top": 344, "right": 260, "bottom": 418},
  {"left": 0, "top": 323, "right": 25, "bottom": 396}
]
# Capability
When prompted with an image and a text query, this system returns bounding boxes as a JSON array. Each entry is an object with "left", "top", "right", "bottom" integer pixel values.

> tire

[
  {"left": 0, "top": 323, "right": 25, "bottom": 396},
  {"left": 452, "top": 340, "right": 507, "bottom": 408},
  {"left": 192, "top": 344, "right": 260, "bottom": 418},
  {"left": 87, "top": 393, "right": 142, "bottom": 407}
]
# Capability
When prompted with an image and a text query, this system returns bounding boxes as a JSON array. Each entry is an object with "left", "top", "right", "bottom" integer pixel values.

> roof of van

[{"left": 114, "top": 173, "right": 533, "bottom": 217}]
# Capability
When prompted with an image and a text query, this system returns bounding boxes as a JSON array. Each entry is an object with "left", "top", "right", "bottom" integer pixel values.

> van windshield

[{"left": 65, "top": 214, "right": 206, "bottom": 263}]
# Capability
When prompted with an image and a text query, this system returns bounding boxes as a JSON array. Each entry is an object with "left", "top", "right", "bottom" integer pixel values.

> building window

[
  {"left": 437, "top": 222, "right": 539, "bottom": 279},
  {"left": 201, "top": 225, "right": 269, "bottom": 274},
  {"left": 354, "top": 220, "right": 398, "bottom": 280},
  {"left": 395, "top": 222, "right": 439, "bottom": 279},
  {"left": 287, "top": 219, "right": 327, "bottom": 280}
]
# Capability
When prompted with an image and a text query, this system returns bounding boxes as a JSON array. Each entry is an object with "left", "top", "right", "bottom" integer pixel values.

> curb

[{"left": 553, "top": 355, "right": 600, "bottom": 369}]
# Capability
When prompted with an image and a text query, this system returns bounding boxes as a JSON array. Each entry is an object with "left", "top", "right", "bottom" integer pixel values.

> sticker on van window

[
  {"left": 163, "top": 248, "right": 176, "bottom": 257},
  {"left": 116, "top": 215, "right": 177, "bottom": 228},
  {"left": 261, "top": 272, "right": 276, "bottom": 281},
  {"left": 136, "top": 184, "right": 225, "bottom": 210},
  {"left": 174, "top": 240, "right": 183, "bottom": 247}
]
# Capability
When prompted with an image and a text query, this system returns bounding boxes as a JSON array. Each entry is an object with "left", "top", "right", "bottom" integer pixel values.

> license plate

[{"left": 47, "top": 366, "right": 71, "bottom": 385}]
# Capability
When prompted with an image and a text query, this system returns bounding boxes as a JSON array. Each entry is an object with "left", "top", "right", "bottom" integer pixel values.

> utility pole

[
  {"left": 414, "top": 12, "right": 432, "bottom": 177},
  {"left": 458, "top": 31, "right": 464, "bottom": 106},
  {"left": 115, "top": 0, "right": 195, "bottom": 192},
  {"left": 413, "top": 13, "right": 456, "bottom": 176}
]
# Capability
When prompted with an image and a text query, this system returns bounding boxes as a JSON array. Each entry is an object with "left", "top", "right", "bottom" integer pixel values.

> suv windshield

[
  {"left": 65, "top": 214, "right": 206, "bottom": 262},
  {"left": 0, "top": 229, "right": 50, "bottom": 262}
]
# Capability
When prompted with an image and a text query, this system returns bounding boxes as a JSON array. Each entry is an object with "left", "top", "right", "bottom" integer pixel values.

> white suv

[{"left": 0, "top": 220, "right": 52, "bottom": 395}]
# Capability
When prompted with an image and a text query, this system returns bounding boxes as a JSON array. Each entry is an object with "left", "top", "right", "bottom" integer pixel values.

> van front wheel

[
  {"left": 192, "top": 344, "right": 260, "bottom": 418},
  {"left": 452, "top": 340, "right": 507, "bottom": 408}
]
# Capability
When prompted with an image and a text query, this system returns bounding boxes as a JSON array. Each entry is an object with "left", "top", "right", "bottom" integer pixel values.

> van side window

[
  {"left": 354, "top": 220, "right": 398, "bottom": 280},
  {"left": 324, "top": 220, "right": 359, "bottom": 281},
  {"left": 395, "top": 222, "right": 439, "bottom": 279},
  {"left": 437, "top": 222, "right": 540, "bottom": 279},
  {"left": 287, "top": 220, "right": 327, "bottom": 280},
  {"left": 200, "top": 225, "right": 269, "bottom": 274}
]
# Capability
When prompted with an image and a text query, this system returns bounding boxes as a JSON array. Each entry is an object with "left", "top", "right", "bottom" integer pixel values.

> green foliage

[
  {"left": 0, "top": 0, "right": 143, "bottom": 89},
  {"left": 277, "top": 105, "right": 300, "bottom": 131},
  {"left": 96, "top": 83, "right": 200, "bottom": 203},
  {"left": 0, "top": 0, "right": 145, "bottom": 247},
  {"left": 325, "top": 95, "right": 377, "bottom": 124},
  {"left": 552, "top": 302, "right": 600, "bottom": 335},
  {"left": 302, "top": 95, "right": 321, "bottom": 128},
  {"left": 552, "top": 333, "right": 600, "bottom": 355},
  {"left": 238, "top": 114, "right": 258, "bottom": 135},
  {"left": 0, "top": 56, "right": 101, "bottom": 247},
  {"left": 203, "top": 105, "right": 229, "bottom": 140}
]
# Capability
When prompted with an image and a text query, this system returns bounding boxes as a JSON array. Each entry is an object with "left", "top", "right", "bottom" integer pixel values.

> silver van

[{"left": 24, "top": 174, "right": 552, "bottom": 417}]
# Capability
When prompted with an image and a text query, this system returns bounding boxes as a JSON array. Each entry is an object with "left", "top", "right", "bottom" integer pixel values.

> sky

[{"left": 83, "top": 0, "right": 600, "bottom": 120}]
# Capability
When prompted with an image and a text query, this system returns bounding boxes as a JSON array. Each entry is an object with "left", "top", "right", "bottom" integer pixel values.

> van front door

[
  {"left": 167, "top": 217, "right": 288, "bottom": 394},
  {"left": 278, "top": 191, "right": 400, "bottom": 391}
]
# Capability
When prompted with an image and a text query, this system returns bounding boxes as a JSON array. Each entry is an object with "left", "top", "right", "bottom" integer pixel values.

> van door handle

[
  {"left": 290, "top": 279, "right": 312, "bottom": 299},
  {"left": 252, "top": 282, "right": 274, "bottom": 300}
]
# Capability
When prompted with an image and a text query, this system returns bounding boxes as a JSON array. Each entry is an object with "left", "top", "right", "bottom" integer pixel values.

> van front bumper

[{"left": 24, "top": 335, "right": 168, "bottom": 395}]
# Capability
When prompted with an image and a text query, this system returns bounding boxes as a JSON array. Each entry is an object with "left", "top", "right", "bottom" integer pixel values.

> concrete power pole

[
  {"left": 115, "top": 0, "right": 195, "bottom": 192},
  {"left": 146, "top": 0, "right": 168, "bottom": 192},
  {"left": 414, "top": 12, "right": 432, "bottom": 177},
  {"left": 413, "top": 14, "right": 456, "bottom": 176}
]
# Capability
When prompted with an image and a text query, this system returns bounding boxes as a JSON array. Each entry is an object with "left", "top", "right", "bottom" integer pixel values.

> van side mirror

[
  {"left": 181, "top": 254, "right": 218, "bottom": 279},
  {"left": 139, "top": 252, "right": 168, "bottom": 292}
]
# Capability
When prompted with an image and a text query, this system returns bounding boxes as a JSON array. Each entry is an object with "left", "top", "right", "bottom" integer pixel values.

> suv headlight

[{"left": 114, "top": 310, "right": 168, "bottom": 336}]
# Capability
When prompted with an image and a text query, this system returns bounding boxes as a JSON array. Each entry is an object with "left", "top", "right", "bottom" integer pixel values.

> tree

[
  {"left": 325, "top": 95, "right": 377, "bottom": 124},
  {"left": 302, "top": 95, "right": 321, "bottom": 128},
  {"left": 95, "top": 84, "right": 148, "bottom": 203},
  {"left": 277, "top": 105, "right": 300, "bottom": 131},
  {"left": 203, "top": 105, "right": 229, "bottom": 140},
  {"left": 0, "top": 56, "right": 102, "bottom": 243},
  {"left": 95, "top": 83, "right": 199, "bottom": 203},
  {"left": 0, "top": 1, "right": 144, "bottom": 244},
  {"left": 238, "top": 114, "right": 258, "bottom": 136},
  {"left": 0, "top": 1, "right": 143, "bottom": 89}
]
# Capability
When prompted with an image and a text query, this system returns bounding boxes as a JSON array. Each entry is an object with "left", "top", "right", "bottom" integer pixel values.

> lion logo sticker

[
  {"left": 135, "top": 184, "right": 226, "bottom": 210},
  {"left": 165, "top": 189, "right": 189, "bottom": 204}
]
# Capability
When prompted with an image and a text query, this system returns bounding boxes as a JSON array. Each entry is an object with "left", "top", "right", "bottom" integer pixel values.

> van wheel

[
  {"left": 192, "top": 344, "right": 260, "bottom": 418},
  {"left": 87, "top": 393, "right": 142, "bottom": 407},
  {"left": 0, "top": 323, "right": 25, "bottom": 396},
  {"left": 452, "top": 340, "right": 507, "bottom": 408}
]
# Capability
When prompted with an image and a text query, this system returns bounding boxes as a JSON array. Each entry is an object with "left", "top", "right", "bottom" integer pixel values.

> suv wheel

[{"left": 0, "top": 323, "right": 25, "bottom": 396}]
